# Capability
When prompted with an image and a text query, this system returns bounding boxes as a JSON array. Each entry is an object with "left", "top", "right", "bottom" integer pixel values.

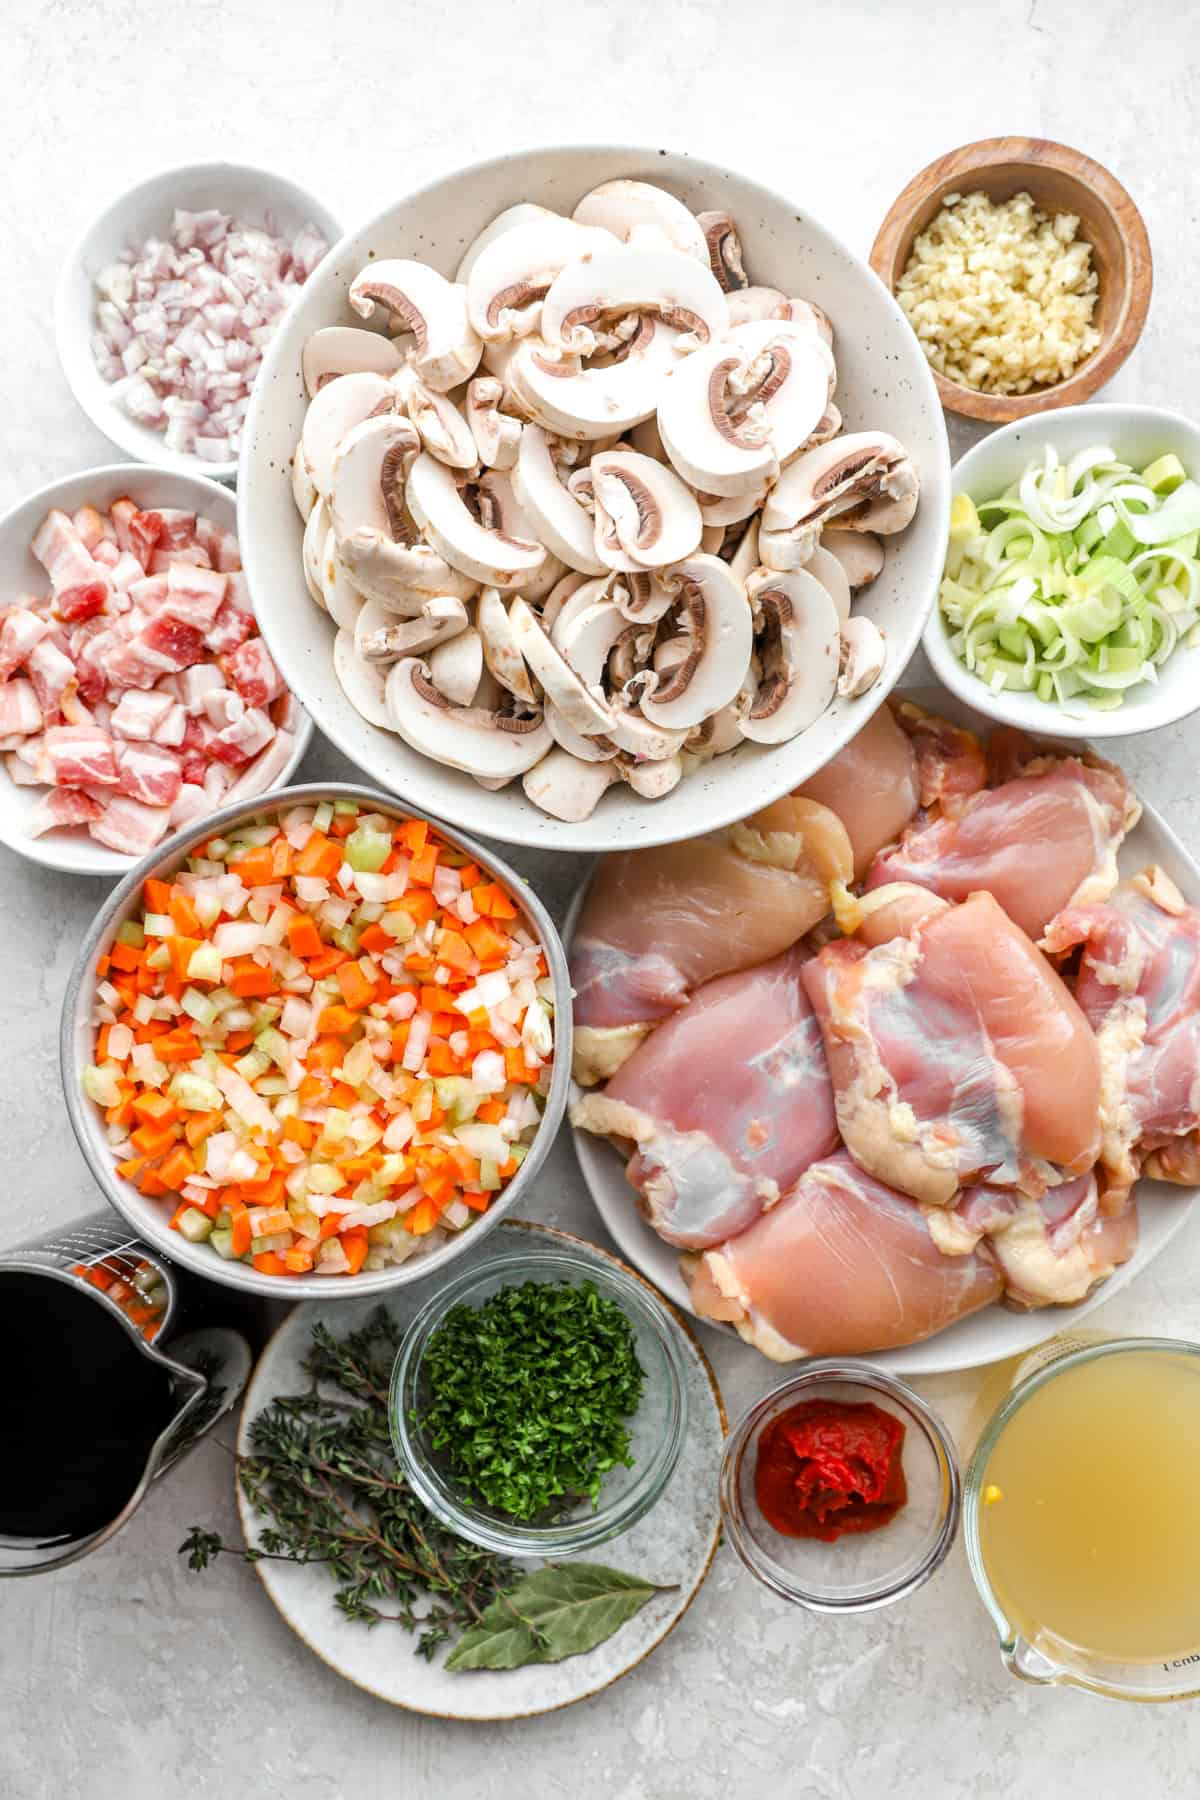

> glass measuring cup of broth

[{"left": 966, "top": 1338, "right": 1200, "bottom": 1702}]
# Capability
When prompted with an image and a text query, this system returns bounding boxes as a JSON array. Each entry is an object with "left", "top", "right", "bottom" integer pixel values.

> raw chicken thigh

[
  {"left": 893, "top": 700, "right": 988, "bottom": 812},
  {"left": 931, "top": 1174, "right": 1138, "bottom": 1307},
  {"left": 793, "top": 702, "right": 920, "bottom": 878},
  {"left": 571, "top": 946, "right": 836, "bottom": 1248},
  {"left": 867, "top": 741, "right": 1140, "bottom": 941},
  {"left": 803, "top": 890, "right": 1102, "bottom": 1206},
  {"left": 570, "top": 795, "right": 852, "bottom": 1084},
  {"left": 1043, "top": 869, "right": 1200, "bottom": 1206},
  {"left": 686, "top": 1151, "right": 1003, "bottom": 1358}
]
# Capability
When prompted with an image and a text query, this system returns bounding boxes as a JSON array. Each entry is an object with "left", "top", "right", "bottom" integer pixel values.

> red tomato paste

[{"left": 754, "top": 1398, "right": 907, "bottom": 1542}]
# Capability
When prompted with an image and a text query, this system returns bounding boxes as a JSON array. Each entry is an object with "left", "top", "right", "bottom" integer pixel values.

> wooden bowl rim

[{"left": 869, "top": 135, "right": 1153, "bottom": 423}]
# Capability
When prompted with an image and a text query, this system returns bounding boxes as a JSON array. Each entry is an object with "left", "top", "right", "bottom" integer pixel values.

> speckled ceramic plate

[
  {"left": 235, "top": 1221, "right": 724, "bottom": 1718},
  {"left": 569, "top": 690, "right": 1200, "bottom": 1377}
]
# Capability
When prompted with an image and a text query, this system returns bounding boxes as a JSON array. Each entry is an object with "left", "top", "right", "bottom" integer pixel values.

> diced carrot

[
  {"left": 250, "top": 1172, "right": 287, "bottom": 1210},
  {"left": 464, "top": 918, "right": 508, "bottom": 961},
  {"left": 447, "top": 1145, "right": 481, "bottom": 1184},
  {"left": 168, "top": 888, "right": 202, "bottom": 936},
  {"left": 135, "top": 966, "right": 157, "bottom": 993},
  {"left": 306, "top": 946, "right": 349, "bottom": 978},
  {"left": 499, "top": 1156, "right": 518, "bottom": 1178},
  {"left": 403, "top": 953, "right": 436, "bottom": 974},
  {"left": 132, "top": 1092, "right": 178, "bottom": 1128},
  {"left": 143, "top": 876, "right": 173, "bottom": 913},
  {"left": 423, "top": 1099, "right": 445, "bottom": 1131},
  {"left": 307, "top": 1037, "right": 344, "bottom": 1073},
  {"left": 284, "top": 1246, "right": 315, "bottom": 1272},
  {"left": 393, "top": 888, "right": 436, "bottom": 926},
  {"left": 357, "top": 923, "right": 393, "bottom": 956},
  {"left": 157, "top": 1145, "right": 196, "bottom": 1189},
  {"left": 419, "top": 1171, "right": 456, "bottom": 1208},
  {"left": 335, "top": 961, "right": 376, "bottom": 1010},
  {"left": 425, "top": 1042, "right": 462, "bottom": 1077},
  {"left": 330, "top": 1080, "right": 359, "bottom": 1108},
  {"left": 139, "top": 1170, "right": 171, "bottom": 1198},
  {"left": 109, "top": 940, "right": 144, "bottom": 972},
  {"left": 228, "top": 959, "right": 277, "bottom": 998},
  {"left": 270, "top": 836, "right": 294, "bottom": 878},
  {"left": 436, "top": 929, "right": 474, "bottom": 972},
  {"left": 115, "top": 1155, "right": 146, "bottom": 1181},
  {"left": 233, "top": 845, "right": 275, "bottom": 887},
  {"left": 418, "top": 984, "right": 454, "bottom": 1014},
  {"left": 476, "top": 1098, "right": 506, "bottom": 1124},
  {"left": 252, "top": 1252, "right": 290, "bottom": 1276},
  {"left": 95, "top": 1023, "right": 112, "bottom": 1061},
  {"left": 184, "top": 1110, "right": 224, "bottom": 1149},
  {"left": 251, "top": 1209, "right": 294, "bottom": 1236},
  {"left": 296, "top": 832, "right": 343, "bottom": 880},
  {"left": 169, "top": 934, "right": 202, "bottom": 978},
  {"left": 456, "top": 862, "right": 483, "bottom": 889},
  {"left": 105, "top": 1095, "right": 137, "bottom": 1129},
  {"left": 404, "top": 1198, "right": 439, "bottom": 1235},
  {"left": 96, "top": 953, "right": 110, "bottom": 979},
  {"left": 505, "top": 1047, "right": 539, "bottom": 1084},
  {"left": 230, "top": 1209, "right": 253, "bottom": 1257},
  {"left": 340, "top": 1228, "right": 369, "bottom": 1273},
  {"left": 287, "top": 914, "right": 324, "bottom": 959},
  {"left": 329, "top": 811, "right": 356, "bottom": 840},
  {"left": 161, "top": 972, "right": 184, "bottom": 1002},
  {"left": 283, "top": 1116, "right": 315, "bottom": 1148},
  {"left": 319, "top": 1212, "right": 343, "bottom": 1240},
  {"left": 399, "top": 818, "right": 428, "bottom": 855},
  {"left": 389, "top": 1023, "right": 411, "bottom": 1061},
  {"left": 131, "top": 1121, "right": 180, "bottom": 1159},
  {"left": 428, "top": 1013, "right": 455, "bottom": 1041},
  {"left": 409, "top": 843, "right": 440, "bottom": 887},
  {"left": 224, "top": 1029, "right": 255, "bottom": 1053},
  {"left": 297, "top": 1074, "right": 328, "bottom": 1106},
  {"left": 157, "top": 1030, "right": 202, "bottom": 1064},
  {"left": 461, "top": 1191, "right": 491, "bottom": 1213},
  {"left": 123, "top": 1301, "right": 159, "bottom": 1327}
]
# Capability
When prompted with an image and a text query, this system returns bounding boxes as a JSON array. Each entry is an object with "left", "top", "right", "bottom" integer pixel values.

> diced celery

[
  {"left": 478, "top": 1157, "right": 502, "bottom": 1191},
  {"left": 168, "top": 1070, "right": 223, "bottom": 1111},
  {"left": 186, "top": 943, "right": 223, "bottom": 983},
  {"left": 256, "top": 1076, "right": 291, "bottom": 1097},
  {"left": 256, "top": 1026, "right": 291, "bottom": 1072},
  {"left": 341, "top": 1038, "right": 375, "bottom": 1085},
  {"left": 177, "top": 1207, "right": 214, "bottom": 1243},
  {"left": 208, "top": 1227, "right": 236, "bottom": 1260},
  {"left": 143, "top": 912, "right": 173, "bottom": 938},
  {"left": 115, "top": 920, "right": 146, "bottom": 949},
  {"left": 181, "top": 988, "right": 218, "bottom": 1028},
  {"left": 333, "top": 923, "right": 361, "bottom": 954},
  {"left": 307, "top": 1161, "right": 345, "bottom": 1193},
  {"left": 206, "top": 837, "right": 230, "bottom": 861},
  {"left": 313, "top": 802, "right": 334, "bottom": 833},
  {"left": 145, "top": 942, "right": 171, "bottom": 971},
  {"left": 251, "top": 1232, "right": 290, "bottom": 1255},
  {"left": 83, "top": 1064, "right": 123, "bottom": 1108},
  {"left": 346, "top": 826, "right": 392, "bottom": 873},
  {"left": 381, "top": 910, "right": 416, "bottom": 942},
  {"left": 235, "top": 1048, "right": 271, "bottom": 1081},
  {"left": 334, "top": 800, "right": 359, "bottom": 816},
  {"left": 1142, "top": 454, "right": 1187, "bottom": 495}
]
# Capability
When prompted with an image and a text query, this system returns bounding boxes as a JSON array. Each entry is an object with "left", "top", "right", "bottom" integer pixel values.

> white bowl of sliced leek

[{"left": 925, "top": 403, "right": 1200, "bottom": 738}]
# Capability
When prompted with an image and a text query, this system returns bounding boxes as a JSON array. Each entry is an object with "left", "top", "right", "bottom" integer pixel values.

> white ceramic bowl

[
  {"left": 0, "top": 463, "right": 312, "bottom": 875},
  {"left": 55, "top": 161, "right": 341, "bottom": 482},
  {"left": 238, "top": 145, "right": 951, "bottom": 853},
  {"left": 61, "top": 783, "right": 573, "bottom": 1300},
  {"left": 925, "top": 403, "right": 1200, "bottom": 738}
]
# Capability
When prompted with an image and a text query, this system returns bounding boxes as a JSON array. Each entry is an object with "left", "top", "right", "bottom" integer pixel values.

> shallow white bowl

[
  {"left": 924, "top": 403, "right": 1200, "bottom": 738},
  {"left": 55, "top": 161, "right": 341, "bottom": 482},
  {"left": 0, "top": 463, "right": 312, "bottom": 876},
  {"left": 61, "top": 783, "right": 572, "bottom": 1300},
  {"left": 238, "top": 144, "right": 950, "bottom": 853}
]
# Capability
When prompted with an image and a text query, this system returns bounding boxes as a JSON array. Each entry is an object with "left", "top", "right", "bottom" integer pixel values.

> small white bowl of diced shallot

[
  {"left": 0, "top": 464, "right": 311, "bottom": 874},
  {"left": 55, "top": 162, "right": 340, "bottom": 480},
  {"left": 62, "top": 784, "right": 571, "bottom": 1298}
]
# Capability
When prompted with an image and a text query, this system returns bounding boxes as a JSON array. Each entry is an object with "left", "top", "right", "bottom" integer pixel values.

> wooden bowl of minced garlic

[{"left": 870, "top": 136, "right": 1152, "bottom": 423}]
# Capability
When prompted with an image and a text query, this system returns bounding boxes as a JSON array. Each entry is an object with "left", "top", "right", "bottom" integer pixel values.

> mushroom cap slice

[
  {"left": 338, "top": 534, "right": 477, "bottom": 609},
  {"left": 511, "top": 425, "right": 608, "bottom": 574},
  {"left": 589, "top": 450, "right": 703, "bottom": 572},
  {"left": 555, "top": 598, "right": 627, "bottom": 688},
  {"left": 507, "top": 319, "right": 681, "bottom": 440},
  {"left": 738, "top": 569, "right": 839, "bottom": 744},
  {"left": 803, "top": 545, "right": 852, "bottom": 626},
  {"left": 636, "top": 554, "right": 754, "bottom": 730},
  {"left": 466, "top": 377, "right": 522, "bottom": 470},
  {"left": 698, "top": 484, "right": 767, "bottom": 528},
  {"left": 549, "top": 574, "right": 611, "bottom": 647},
  {"left": 540, "top": 243, "right": 728, "bottom": 359},
  {"left": 726, "top": 286, "right": 789, "bottom": 326},
  {"left": 428, "top": 626, "right": 484, "bottom": 707},
  {"left": 320, "top": 528, "right": 366, "bottom": 631},
  {"left": 291, "top": 442, "right": 318, "bottom": 521},
  {"left": 356, "top": 595, "right": 468, "bottom": 664},
  {"left": 466, "top": 217, "right": 615, "bottom": 344},
  {"left": 507, "top": 595, "right": 614, "bottom": 736},
  {"left": 572, "top": 179, "right": 710, "bottom": 265},
  {"left": 820, "top": 528, "right": 885, "bottom": 590},
  {"left": 329, "top": 412, "right": 422, "bottom": 547},
  {"left": 349, "top": 261, "right": 481, "bottom": 393},
  {"left": 405, "top": 452, "right": 546, "bottom": 587},
  {"left": 604, "top": 702, "right": 688, "bottom": 762},
  {"left": 392, "top": 367, "right": 479, "bottom": 471},
  {"left": 695, "top": 211, "right": 748, "bottom": 292},
  {"left": 454, "top": 203, "right": 559, "bottom": 284},
  {"left": 524, "top": 748, "right": 617, "bottom": 821},
  {"left": 540, "top": 569, "right": 589, "bottom": 637},
  {"left": 728, "top": 519, "right": 760, "bottom": 587},
  {"left": 617, "top": 751, "right": 683, "bottom": 799},
  {"left": 657, "top": 320, "right": 831, "bottom": 498},
  {"left": 385, "top": 657, "right": 550, "bottom": 777},
  {"left": 301, "top": 370, "right": 394, "bottom": 496},
  {"left": 302, "top": 497, "right": 331, "bottom": 609},
  {"left": 478, "top": 586, "right": 538, "bottom": 705},
  {"left": 545, "top": 701, "right": 618, "bottom": 763},
  {"left": 333, "top": 630, "right": 392, "bottom": 728},
  {"left": 302, "top": 326, "right": 403, "bottom": 400},
  {"left": 612, "top": 569, "right": 674, "bottom": 624},
  {"left": 838, "top": 617, "right": 887, "bottom": 698},
  {"left": 762, "top": 431, "right": 916, "bottom": 533}
]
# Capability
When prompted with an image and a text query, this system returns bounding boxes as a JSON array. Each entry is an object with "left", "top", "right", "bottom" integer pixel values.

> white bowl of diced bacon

[
  {"left": 0, "top": 464, "right": 312, "bottom": 874},
  {"left": 61, "top": 784, "right": 570, "bottom": 1298},
  {"left": 55, "top": 161, "right": 340, "bottom": 480}
]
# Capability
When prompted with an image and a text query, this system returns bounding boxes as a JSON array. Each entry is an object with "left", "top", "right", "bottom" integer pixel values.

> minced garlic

[{"left": 896, "top": 189, "right": 1101, "bottom": 395}]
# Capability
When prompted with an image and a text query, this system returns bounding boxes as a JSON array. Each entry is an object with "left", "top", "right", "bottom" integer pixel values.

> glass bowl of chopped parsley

[{"left": 389, "top": 1230, "right": 690, "bottom": 1555}]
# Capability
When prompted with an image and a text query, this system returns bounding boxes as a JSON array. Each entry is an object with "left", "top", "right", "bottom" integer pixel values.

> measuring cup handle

[{"left": 1003, "top": 1636, "right": 1061, "bottom": 1686}]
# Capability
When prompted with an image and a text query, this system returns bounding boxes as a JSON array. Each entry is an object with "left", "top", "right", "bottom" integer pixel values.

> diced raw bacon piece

[
  {"left": 224, "top": 728, "right": 294, "bottom": 802},
  {"left": 179, "top": 716, "right": 208, "bottom": 784},
  {"left": 195, "top": 514, "right": 242, "bottom": 572},
  {"left": 88, "top": 794, "right": 171, "bottom": 856},
  {"left": 0, "top": 679, "right": 42, "bottom": 737},
  {"left": 147, "top": 546, "right": 212, "bottom": 575},
  {"left": 203, "top": 761, "right": 233, "bottom": 804},
  {"left": 44, "top": 723, "right": 120, "bottom": 787},
  {"left": 31, "top": 510, "right": 112, "bottom": 621},
  {"left": 128, "top": 575, "right": 169, "bottom": 612},
  {"left": 179, "top": 664, "right": 226, "bottom": 711},
  {"left": 225, "top": 636, "right": 283, "bottom": 709},
  {"left": 27, "top": 640, "right": 78, "bottom": 714},
  {"left": 169, "top": 781, "right": 210, "bottom": 827},
  {"left": 73, "top": 507, "right": 108, "bottom": 552},
  {"left": 152, "top": 702, "right": 187, "bottom": 747},
  {"left": 110, "top": 499, "right": 163, "bottom": 565},
  {"left": 110, "top": 552, "right": 147, "bottom": 592},
  {"left": 201, "top": 687, "right": 243, "bottom": 728},
  {"left": 5, "top": 752, "right": 42, "bottom": 787},
  {"left": 212, "top": 705, "right": 275, "bottom": 766},
  {"left": 12, "top": 734, "right": 52, "bottom": 782},
  {"left": 73, "top": 625, "right": 123, "bottom": 702},
  {"left": 161, "top": 561, "right": 227, "bottom": 630},
  {"left": 92, "top": 540, "right": 121, "bottom": 570},
  {"left": 0, "top": 609, "right": 51, "bottom": 680},
  {"left": 102, "top": 637, "right": 175, "bottom": 691},
  {"left": 28, "top": 788, "right": 104, "bottom": 837},
  {"left": 137, "top": 613, "right": 207, "bottom": 672},
  {"left": 149, "top": 508, "right": 197, "bottom": 550},
  {"left": 111, "top": 687, "right": 174, "bottom": 740},
  {"left": 204, "top": 589, "right": 254, "bottom": 655},
  {"left": 117, "top": 740, "right": 183, "bottom": 807}
]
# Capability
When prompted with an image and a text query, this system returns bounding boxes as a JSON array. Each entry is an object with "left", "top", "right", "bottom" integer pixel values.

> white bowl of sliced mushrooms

[{"left": 239, "top": 147, "right": 950, "bottom": 850}]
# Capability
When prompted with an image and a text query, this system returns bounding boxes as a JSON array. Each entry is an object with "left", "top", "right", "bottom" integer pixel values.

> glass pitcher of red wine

[{"left": 0, "top": 1209, "right": 256, "bottom": 1576}]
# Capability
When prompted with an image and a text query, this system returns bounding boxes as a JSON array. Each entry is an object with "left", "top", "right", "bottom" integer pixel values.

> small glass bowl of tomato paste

[{"left": 720, "top": 1362, "right": 960, "bottom": 1613}]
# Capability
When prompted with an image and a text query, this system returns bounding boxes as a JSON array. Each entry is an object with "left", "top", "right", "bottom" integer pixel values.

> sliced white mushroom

[
  {"left": 546, "top": 702, "right": 618, "bottom": 763},
  {"left": 738, "top": 569, "right": 839, "bottom": 743},
  {"left": 760, "top": 432, "right": 919, "bottom": 569},
  {"left": 728, "top": 518, "right": 760, "bottom": 587},
  {"left": 356, "top": 595, "right": 469, "bottom": 663},
  {"left": 507, "top": 318, "right": 682, "bottom": 440},
  {"left": 291, "top": 442, "right": 318, "bottom": 521},
  {"left": 696, "top": 211, "right": 748, "bottom": 292},
  {"left": 333, "top": 630, "right": 391, "bottom": 728},
  {"left": 302, "top": 326, "right": 403, "bottom": 399},
  {"left": 628, "top": 414, "right": 667, "bottom": 462},
  {"left": 555, "top": 599, "right": 626, "bottom": 687},
  {"left": 572, "top": 179, "right": 709, "bottom": 264},
  {"left": 700, "top": 523, "right": 725, "bottom": 555},
  {"left": 466, "top": 376, "right": 522, "bottom": 470},
  {"left": 523, "top": 749, "right": 617, "bottom": 821},
  {"left": 511, "top": 424, "right": 608, "bottom": 574},
  {"left": 301, "top": 371, "right": 394, "bottom": 497},
  {"left": 392, "top": 366, "right": 478, "bottom": 470},
  {"left": 302, "top": 497, "right": 331, "bottom": 609},
  {"left": 611, "top": 568, "right": 674, "bottom": 624},
  {"left": 406, "top": 452, "right": 546, "bottom": 587},
  {"left": 466, "top": 217, "right": 615, "bottom": 344},
  {"left": 706, "top": 667, "right": 758, "bottom": 755},
  {"left": 320, "top": 528, "right": 366, "bottom": 630},
  {"left": 478, "top": 586, "right": 538, "bottom": 704},
  {"left": 636, "top": 555, "right": 754, "bottom": 730},
  {"left": 657, "top": 320, "right": 831, "bottom": 498},
  {"left": 804, "top": 544, "right": 852, "bottom": 626},
  {"left": 726, "top": 286, "right": 788, "bottom": 327},
  {"left": 615, "top": 751, "right": 683, "bottom": 799},
  {"left": 386, "top": 657, "right": 550, "bottom": 777},
  {"left": 604, "top": 702, "right": 688, "bottom": 762},
  {"left": 508, "top": 596, "right": 614, "bottom": 736},
  {"left": 820, "top": 528, "right": 885, "bottom": 590},
  {"left": 796, "top": 402, "right": 842, "bottom": 452},
  {"left": 779, "top": 297, "right": 834, "bottom": 348},
  {"left": 549, "top": 574, "right": 611, "bottom": 648},
  {"left": 607, "top": 618, "right": 657, "bottom": 691},
  {"left": 540, "top": 243, "right": 728, "bottom": 359},
  {"left": 338, "top": 534, "right": 476, "bottom": 610},
  {"left": 454, "top": 202, "right": 559, "bottom": 284},
  {"left": 590, "top": 449, "right": 703, "bottom": 571},
  {"left": 698, "top": 484, "right": 767, "bottom": 528},
  {"left": 353, "top": 598, "right": 398, "bottom": 659},
  {"left": 511, "top": 547, "right": 568, "bottom": 601},
  {"left": 540, "top": 569, "right": 589, "bottom": 637},
  {"left": 838, "top": 617, "right": 887, "bottom": 698},
  {"left": 348, "top": 261, "right": 481, "bottom": 392},
  {"left": 428, "top": 626, "right": 484, "bottom": 706},
  {"left": 329, "top": 412, "right": 422, "bottom": 548}
]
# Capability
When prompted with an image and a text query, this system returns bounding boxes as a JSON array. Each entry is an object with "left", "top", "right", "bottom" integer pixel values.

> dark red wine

[{"left": 0, "top": 1272, "right": 180, "bottom": 1545}]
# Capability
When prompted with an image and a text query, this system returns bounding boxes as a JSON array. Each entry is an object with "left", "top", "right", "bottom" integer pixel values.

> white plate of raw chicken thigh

[{"left": 569, "top": 691, "right": 1200, "bottom": 1377}]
